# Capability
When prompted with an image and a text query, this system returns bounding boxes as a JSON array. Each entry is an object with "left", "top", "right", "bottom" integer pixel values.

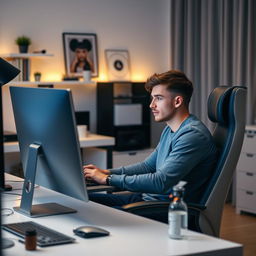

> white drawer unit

[
  {"left": 113, "top": 148, "right": 154, "bottom": 168},
  {"left": 236, "top": 125, "right": 256, "bottom": 214},
  {"left": 237, "top": 189, "right": 256, "bottom": 213}
]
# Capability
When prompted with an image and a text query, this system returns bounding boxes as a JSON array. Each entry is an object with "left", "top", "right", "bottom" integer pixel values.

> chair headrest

[{"left": 207, "top": 86, "right": 233, "bottom": 125}]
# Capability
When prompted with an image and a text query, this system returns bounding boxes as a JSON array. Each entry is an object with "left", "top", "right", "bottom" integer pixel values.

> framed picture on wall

[
  {"left": 62, "top": 32, "right": 98, "bottom": 77},
  {"left": 105, "top": 49, "right": 131, "bottom": 81}
]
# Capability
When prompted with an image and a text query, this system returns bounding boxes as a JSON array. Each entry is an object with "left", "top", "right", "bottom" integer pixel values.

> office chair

[{"left": 121, "top": 86, "right": 247, "bottom": 237}]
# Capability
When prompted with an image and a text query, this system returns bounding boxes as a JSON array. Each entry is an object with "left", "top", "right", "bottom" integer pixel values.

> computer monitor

[{"left": 10, "top": 86, "right": 88, "bottom": 217}]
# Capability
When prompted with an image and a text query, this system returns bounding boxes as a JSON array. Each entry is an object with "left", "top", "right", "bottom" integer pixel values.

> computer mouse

[{"left": 73, "top": 226, "right": 110, "bottom": 238}]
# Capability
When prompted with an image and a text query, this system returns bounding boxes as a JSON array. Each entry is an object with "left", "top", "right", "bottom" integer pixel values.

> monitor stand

[{"left": 13, "top": 143, "right": 77, "bottom": 218}]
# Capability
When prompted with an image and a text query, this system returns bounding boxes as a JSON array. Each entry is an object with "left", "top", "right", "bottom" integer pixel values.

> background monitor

[{"left": 10, "top": 86, "right": 88, "bottom": 217}]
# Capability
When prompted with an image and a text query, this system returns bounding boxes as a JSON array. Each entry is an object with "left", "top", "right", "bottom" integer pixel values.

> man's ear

[{"left": 174, "top": 95, "right": 183, "bottom": 108}]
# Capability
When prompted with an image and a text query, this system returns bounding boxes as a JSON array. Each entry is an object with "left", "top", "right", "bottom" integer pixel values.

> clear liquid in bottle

[{"left": 168, "top": 185, "right": 188, "bottom": 239}]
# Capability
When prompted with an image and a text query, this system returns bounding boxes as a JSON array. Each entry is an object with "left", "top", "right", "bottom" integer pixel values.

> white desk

[
  {"left": 2, "top": 174, "right": 242, "bottom": 256},
  {"left": 4, "top": 133, "right": 115, "bottom": 153},
  {"left": 4, "top": 133, "right": 115, "bottom": 169}
]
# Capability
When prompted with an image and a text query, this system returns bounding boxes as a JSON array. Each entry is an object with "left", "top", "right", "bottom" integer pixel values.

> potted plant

[
  {"left": 15, "top": 35, "right": 31, "bottom": 53},
  {"left": 34, "top": 72, "right": 41, "bottom": 81}
]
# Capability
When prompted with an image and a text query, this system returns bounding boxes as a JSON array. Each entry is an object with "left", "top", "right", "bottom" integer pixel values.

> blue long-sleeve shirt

[{"left": 110, "top": 115, "right": 218, "bottom": 203}]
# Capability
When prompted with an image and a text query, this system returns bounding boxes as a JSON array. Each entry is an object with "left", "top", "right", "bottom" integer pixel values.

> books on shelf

[{"left": 6, "top": 58, "right": 30, "bottom": 82}]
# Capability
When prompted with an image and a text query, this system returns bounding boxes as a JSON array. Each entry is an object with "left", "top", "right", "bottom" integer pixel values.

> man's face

[
  {"left": 150, "top": 84, "right": 177, "bottom": 123},
  {"left": 75, "top": 48, "right": 88, "bottom": 61}
]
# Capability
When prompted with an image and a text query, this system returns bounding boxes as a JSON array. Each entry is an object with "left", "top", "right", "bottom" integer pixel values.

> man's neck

[{"left": 166, "top": 112, "right": 190, "bottom": 132}]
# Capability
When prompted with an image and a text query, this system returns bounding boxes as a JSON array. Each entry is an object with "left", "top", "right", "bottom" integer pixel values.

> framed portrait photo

[
  {"left": 62, "top": 32, "right": 98, "bottom": 77},
  {"left": 105, "top": 49, "right": 131, "bottom": 81}
]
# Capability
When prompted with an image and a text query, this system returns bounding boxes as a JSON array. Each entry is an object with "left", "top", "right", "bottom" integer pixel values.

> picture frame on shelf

[
  {"left": 62, "top": 32, "right": 98, "bottom": 78},
  {"left": 105, "top": 49, "right": 131, "bottom": 81}
]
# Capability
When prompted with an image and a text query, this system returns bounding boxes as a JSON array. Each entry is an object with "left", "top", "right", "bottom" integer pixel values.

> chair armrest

[
  {"left": 122, "top": 201, "right": 170, "bottom": 211},
  {"left": 122, "top": 201, "right": 170, "bottom": 223},
  {"left": 188, "top": 203, "right": 206, "bottom": 211},
  {"left": 121, "top": 201, "right": 208, "bottom": 229},
  {"left": 122, "top": 201, "right": 206, "bottom": 215}
]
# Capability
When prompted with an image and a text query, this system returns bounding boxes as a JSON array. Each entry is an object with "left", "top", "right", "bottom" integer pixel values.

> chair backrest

[{"left": 199, "top": 86, "right": 247, "bottom": 236}]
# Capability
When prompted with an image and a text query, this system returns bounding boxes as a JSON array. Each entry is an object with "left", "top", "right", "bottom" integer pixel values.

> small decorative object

[
  {"left": 105, "top": 49, "right": 131, "bottom": 81},
  {"left": 15, "top": 35, "right": 31, "bottom": 53},
  {"left": 34, "top": 72, "right": 41, "bottom": 82},
  {"left": 62, "top": 32, "right": 98, "bottom": 78},
  {"left": 62, "top": 75, "right": 79, "bottom": 81},
  {"left": 33, "top": 49, "right": 46, "bottom": 54}
]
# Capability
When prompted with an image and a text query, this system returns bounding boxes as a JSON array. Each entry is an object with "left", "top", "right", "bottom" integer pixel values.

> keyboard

[
  {"left": 2, "top": 221, "right": 75, "bottom": 247},
  {"left": 86, "top": 180, "right": 100, "bottom": 187}
]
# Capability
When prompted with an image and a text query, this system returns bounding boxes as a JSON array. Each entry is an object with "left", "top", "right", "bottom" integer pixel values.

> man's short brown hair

[{"left": 145, "top": 70, "right": 193, "bottom": 107}]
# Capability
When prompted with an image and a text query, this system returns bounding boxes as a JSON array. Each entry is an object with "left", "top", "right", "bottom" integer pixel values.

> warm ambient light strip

[{"left": 42, "top": 73, "right": 146, "bottom": 83}]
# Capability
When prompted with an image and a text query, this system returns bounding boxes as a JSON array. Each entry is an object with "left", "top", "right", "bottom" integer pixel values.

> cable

[{"left": 2, "top": 208, "right": 14, "bottom": 216}]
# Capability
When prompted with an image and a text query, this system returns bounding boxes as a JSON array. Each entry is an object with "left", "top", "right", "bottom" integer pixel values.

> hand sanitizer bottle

[{"left": 168, "top": 184, "right": 188, "bottom": 239}]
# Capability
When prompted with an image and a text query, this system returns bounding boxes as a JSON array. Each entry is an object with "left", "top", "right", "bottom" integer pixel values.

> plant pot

[
  {"left": 19, "top": 45, "right": 29, "bottom": 53},
  {"left": 34, "top": 74, "right": 41, "bottom": 82}
]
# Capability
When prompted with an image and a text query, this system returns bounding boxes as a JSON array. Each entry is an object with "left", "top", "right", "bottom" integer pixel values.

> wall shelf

[
  {"left": 1, "top": 53, "right": 97, "bottom": 85},
  {"left": 7, "top": 81, "right": 96, "bottom": 86},
  {"left": 0, "top": 53, "right": 54, "bottom": 58}
]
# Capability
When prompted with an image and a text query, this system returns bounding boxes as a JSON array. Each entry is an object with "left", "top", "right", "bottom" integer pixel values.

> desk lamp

[
  {"left": 0, "top": 58, "right": 20, "bottom": 251},
  {"left": 0, "top": 58, "right": 20, "bottom": 191}
]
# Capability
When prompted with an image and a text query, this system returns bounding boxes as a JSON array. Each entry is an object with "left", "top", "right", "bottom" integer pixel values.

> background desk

[
  {"left": 2, "top": 174, "right": 242, "bottom": 256},
  {"left": 4, "top": 133, "right": 115, "bottom": 169}
]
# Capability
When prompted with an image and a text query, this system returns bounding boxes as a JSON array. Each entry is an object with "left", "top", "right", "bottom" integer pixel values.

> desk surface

[
  {"left": 2, "top": 174, "right": 242, "bottom": 256},
  {"left": 4, "top": 133, "right": 115, "bottom": 153}
]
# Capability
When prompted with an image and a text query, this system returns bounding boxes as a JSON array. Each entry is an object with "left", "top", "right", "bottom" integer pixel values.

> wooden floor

[{"left": 220, "top": 203, "right": 256, "bottom": 256}]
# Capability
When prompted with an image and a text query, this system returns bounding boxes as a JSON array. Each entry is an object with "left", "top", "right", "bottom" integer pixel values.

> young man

[{"left": 84, "top": 70, "right": 218, "bottom": 207}]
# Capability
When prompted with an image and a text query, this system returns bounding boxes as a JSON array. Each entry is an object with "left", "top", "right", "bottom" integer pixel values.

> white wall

[
  {"left": 0, "top": 0, "right": 170, "bottom": 147},
  {"left": 0, "top": 0, "right": 170, "bottom": 81}
]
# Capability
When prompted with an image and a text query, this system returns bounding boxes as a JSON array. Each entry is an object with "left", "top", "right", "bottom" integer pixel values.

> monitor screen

[{"left": 10, "top": 86, "right": 88, "bottom": 217}]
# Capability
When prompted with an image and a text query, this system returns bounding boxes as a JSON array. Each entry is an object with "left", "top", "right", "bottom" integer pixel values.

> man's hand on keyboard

[{"left": 83, "top": 164, "right": 110, "bottom": 185}]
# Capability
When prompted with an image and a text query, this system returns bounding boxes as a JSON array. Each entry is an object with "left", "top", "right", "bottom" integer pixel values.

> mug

[
  {"left": 82, "top": 71, "right": 91, "bottom": 81},
  {"left": 77, "top": 125, "right": 88, "bottom": 138}
]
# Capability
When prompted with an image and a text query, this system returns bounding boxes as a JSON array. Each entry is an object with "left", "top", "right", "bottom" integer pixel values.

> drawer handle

[
  {"left": 246, "top": 134, "right": 254, "bottom": 138},
  {"left": 246, "top": 153, "right": 254, "bottom": 158},
  {"left": 246, "top": 172, "right": 254, "bottom": 176},
  {"left": 129, "top": 152, "right": 137, "bottom": 156},
  {"left": 246, "top": 191, "right": 254, "bottom": 195}
]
